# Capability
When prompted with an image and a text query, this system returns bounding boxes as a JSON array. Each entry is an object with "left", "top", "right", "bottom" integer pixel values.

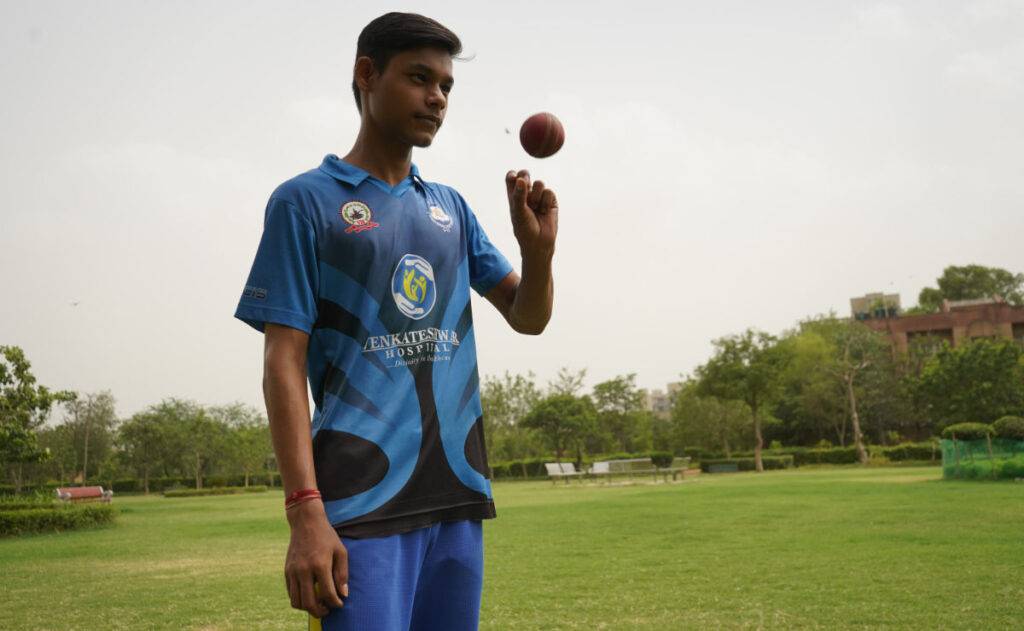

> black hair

[{"left": 352, "top": 13, "right": 462, "bottom": 112}]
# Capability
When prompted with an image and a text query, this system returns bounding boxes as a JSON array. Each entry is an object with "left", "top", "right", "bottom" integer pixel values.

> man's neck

[{"left": 342, "top": 120, "right": 414, "bottom": 187}]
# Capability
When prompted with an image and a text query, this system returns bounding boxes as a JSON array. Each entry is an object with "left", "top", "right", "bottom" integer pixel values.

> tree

[
  {"left": 480, "top": 371, "right": 543, "bottom": 461},
  {"left": 917, "top": 264, "right": 1024, "bottom": 311},
  {"left": 547, "top": 367, "right": 587, "bottom": 396},
  {"left": 773, "top": 329, "right": 848, "bottom": 446},
  {"left": 522, "top": 394, "right": 596, "bottom": 463},
  {"left": 696, "top": 329, "right": 788, "bottom": 472},
  {"left": 801, "top": 317, "right": 890, "bottom": 464},
  {"left": 209, "top": 403, "right": 270, "bottom": 487},
  {"left": 670, "top": 381, "right": 750, "bottom": 457},
  {"left": 592, "top": 374, "right": 650, "bottom": 453},
  {"left": 0, "top": 345, "right": 75, "bottom": 492},
  {"left": 917, "top": 339, "right": 1024, "bottom": 427},
  {"left": 117, "top": 411, "right": 163, "bottom": 493},
  {"left": 144, "top": 398, "right": 225, "bottom": 488},
  {"left": 63, "top": 391, "right": 118, "bottom": 484}
]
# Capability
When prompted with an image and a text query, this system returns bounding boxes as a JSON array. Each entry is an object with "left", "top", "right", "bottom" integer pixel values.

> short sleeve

[
  {"left": 463, "top": 201, "right": 514, "bottom": 296},
  {"left": 234, "top": 197, "right": 319, "bottom": 333}
]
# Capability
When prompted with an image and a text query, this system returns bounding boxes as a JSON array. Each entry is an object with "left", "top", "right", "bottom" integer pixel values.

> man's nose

[{"left": 426, "top": 86, "right": 446, "bottom": 110}]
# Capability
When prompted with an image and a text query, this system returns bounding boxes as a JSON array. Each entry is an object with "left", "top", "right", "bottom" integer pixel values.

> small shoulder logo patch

[
  {"left": 428, "top": 205, "right": 453, "bottom": 232},
  {"left": 339, "top": 201, "right": 379, "bottom": 234}
]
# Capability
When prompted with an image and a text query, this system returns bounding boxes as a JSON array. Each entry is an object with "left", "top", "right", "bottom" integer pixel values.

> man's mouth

[{"left": 415, "top": 114, "right": 441, "bottom": 126}]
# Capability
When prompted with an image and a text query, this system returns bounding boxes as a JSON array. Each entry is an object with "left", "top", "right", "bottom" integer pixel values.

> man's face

[{"left": 365, "top": 47, "right": 454, "bottom": 148}]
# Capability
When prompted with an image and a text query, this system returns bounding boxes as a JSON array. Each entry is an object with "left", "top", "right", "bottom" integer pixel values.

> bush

[
  {"left": 163, "top": 486, "right": 268, "bottom": 498},
  {"left": 0, "top": 504, "right": 116, "bottom": 537},
  {"left": 682, "top": 447, "right": 719, "bottom": 462},
  {"left": 0, "top": 483, "right": 60, "bottom": 498},
  {"left": 997, "top": 456, "right": 1024, "bottom": 479},
  {"left": 648, "top": 451, "right": 674, "bottom": 468},
  {"left": 941, "top": 423, "right": 994, "bottom": 441},
  {"left": 878, "top": 442, "right": 940, "bottom": 462},
  {"left": 0, "top": 499, "right": 59, "bottom": 511},
  {"left": 700, "top": 455, "right": 794, "bottom": 472},
  {"left": 993, "top": 416, "right": 1024, "bottom": 440},
  {"left": 490, "top": 458, "right": 550, "bottom": 480}
]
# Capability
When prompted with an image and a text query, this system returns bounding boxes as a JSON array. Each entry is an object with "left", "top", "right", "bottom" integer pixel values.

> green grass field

[{"left": 2, "top": 467, "right": 1022, "bottom": 630}]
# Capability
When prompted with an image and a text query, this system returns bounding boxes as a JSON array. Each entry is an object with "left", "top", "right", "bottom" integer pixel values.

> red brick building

[{"left": 853, "top": 294, "right": 1024, "bottom": 353}]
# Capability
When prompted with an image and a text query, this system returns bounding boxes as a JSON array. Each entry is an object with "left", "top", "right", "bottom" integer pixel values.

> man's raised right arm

[{"left": 263, "top": 323, "right": 348, "bottom": 619}]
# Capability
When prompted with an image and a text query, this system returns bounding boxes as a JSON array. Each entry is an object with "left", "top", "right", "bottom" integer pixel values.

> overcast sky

[{"left": 2, "top": 1, "right": 1022, "bottom": 419}]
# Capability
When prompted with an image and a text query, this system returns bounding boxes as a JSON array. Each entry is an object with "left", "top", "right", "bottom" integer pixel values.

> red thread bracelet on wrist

[{"left": 284, "top": 488, "right": 321, "bottom": 509}]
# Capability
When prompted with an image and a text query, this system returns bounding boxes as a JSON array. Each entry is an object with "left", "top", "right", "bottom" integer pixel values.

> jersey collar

[{"left": 319, "top": 154, "right": 421, "bottom": 196}]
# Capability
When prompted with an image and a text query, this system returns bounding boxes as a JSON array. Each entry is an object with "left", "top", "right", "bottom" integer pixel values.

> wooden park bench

[
  {"left": 544, "top": 462, "right": 585, "bottom": 484},
  {"left": 657, "top": 457, "right": 692, "bottom": 482},
  {"left": 607, "top": 458, "right": 659, "bottom": 481},
  {"left": 55, "top": 486, "right": 113, "bottom": 503}
]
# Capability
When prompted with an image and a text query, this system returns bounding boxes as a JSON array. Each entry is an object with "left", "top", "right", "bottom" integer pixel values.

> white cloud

[
  {"left": 856, "top": 3, "right": 912, "bottom": 38},
  {"left": 946, "top": 47, "right": 1024, "bottom": 92}
]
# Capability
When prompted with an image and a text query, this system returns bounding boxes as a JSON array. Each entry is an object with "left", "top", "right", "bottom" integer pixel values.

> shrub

[
  {"left": 993, "top": 416, "right": 1024, "bottom": 440},
  {"left": 997, "top": 456, "right": 1024, "bottom": 479},
  {"left": 879, "top": 442, "right": 940, "bottom": 462},
  {"left": 700, "top": 455, "right": 794, "bottom": 472},
  {"left": 648, "top": 451, "right": 674, "bottom": 468},
  {"left": 682, "top": 447, "right": 718, "bottom": 462},
  {"left": 163, "top": 486, "right": 268, "bottom": 498},
  {"left": 490, "top": 458, "right": 551, "bottom": 479},
  {"left": 941, "top": 423, "right": 994, "bottom": 440},
  {"left": 0, "top": 499, "right": 59, "bottom": 511},
  {"left": 0, "top": 504, "right": 116, "bottom": 537}
]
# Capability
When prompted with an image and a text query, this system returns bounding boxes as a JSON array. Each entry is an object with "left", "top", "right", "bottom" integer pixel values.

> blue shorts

[{"left": 311, "top": 520, "right": 484, "bottom": 631}]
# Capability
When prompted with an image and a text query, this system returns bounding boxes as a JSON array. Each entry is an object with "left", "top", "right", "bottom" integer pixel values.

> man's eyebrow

[{"left": 407, "top": 62, "right": 454, "bottom": 85}]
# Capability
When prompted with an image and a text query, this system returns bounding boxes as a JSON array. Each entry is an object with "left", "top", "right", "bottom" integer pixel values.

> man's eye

[
  {"left": 441, "top": 84, "right": 453, "bottom": 95},
  {"left": 411, "top": 73, "right": 427, "bottom": 83}
]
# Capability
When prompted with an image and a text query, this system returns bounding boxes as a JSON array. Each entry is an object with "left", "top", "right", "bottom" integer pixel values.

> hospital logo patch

[
  {"left": 339, "top": 201, "right": 379, "bottom": 234},
  {"left": 428, "top": 205, "right": 453, "bottom": 232},
  {"left": 392, "top": 254, "right": 436, "bottom": 320}
]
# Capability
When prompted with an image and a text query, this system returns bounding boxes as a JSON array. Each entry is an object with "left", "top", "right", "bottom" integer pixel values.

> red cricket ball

[{"left": 519, "top": 112, "right": 565, "bottom": 158}]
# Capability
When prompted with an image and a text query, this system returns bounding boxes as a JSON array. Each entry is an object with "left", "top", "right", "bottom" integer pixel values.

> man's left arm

[{"left": 484, "top": 169, "right": 558, "bottom": 335}]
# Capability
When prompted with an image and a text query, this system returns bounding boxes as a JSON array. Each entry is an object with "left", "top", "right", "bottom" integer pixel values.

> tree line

[
  {"left": 3, "top": 265, "right": 1022, "bottom": 488},
  {"left": 1, "top": 345, "right": 271, "bottom": 494}
]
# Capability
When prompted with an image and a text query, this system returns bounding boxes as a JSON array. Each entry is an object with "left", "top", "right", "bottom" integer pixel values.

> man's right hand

[{"left": 284, "top": 500, "right": 349, "bottom": 618}]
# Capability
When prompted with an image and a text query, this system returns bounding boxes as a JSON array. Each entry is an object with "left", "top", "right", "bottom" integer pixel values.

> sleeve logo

[
  {"left": 339, "top": 201, "right": 380, "bottom": 234},
  {"left": 391, "top": 254, "right": 436, "bottom": 320}
]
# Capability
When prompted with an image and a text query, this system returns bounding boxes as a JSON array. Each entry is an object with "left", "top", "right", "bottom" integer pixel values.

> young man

[{"left": 234, "top": 12, "right": 557, "bottom": 631}]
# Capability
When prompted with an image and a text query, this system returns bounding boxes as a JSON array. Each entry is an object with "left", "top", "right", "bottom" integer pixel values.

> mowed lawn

[{"left": 2, "top": 468, "right": 1023, "bottom": 630}]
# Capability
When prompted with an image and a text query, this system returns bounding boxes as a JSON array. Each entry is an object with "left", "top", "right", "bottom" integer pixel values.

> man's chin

[{"left": 411, "top": 133, "right": 435, "bottom": 148}]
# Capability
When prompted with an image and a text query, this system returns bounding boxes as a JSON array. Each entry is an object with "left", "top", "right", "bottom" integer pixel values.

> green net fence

[{"left": 941, "top": 438, "right": 1024, "bottom": 480}]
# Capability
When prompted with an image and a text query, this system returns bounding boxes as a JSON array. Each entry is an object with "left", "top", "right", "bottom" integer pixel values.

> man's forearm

[
  {"left": 508, "top": 252, "right": 554, "bottom": 335},
  {"left": 262, "top": 326, "right": 319, "bottom": 499}
]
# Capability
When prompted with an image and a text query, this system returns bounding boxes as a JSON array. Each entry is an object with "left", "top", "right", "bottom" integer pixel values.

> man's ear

[{"left": 354, "top": 56, "right": 376, "bottom": 101}]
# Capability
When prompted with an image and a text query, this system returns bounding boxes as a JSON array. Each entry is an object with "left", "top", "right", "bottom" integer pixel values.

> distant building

[
  {"left": 853, "top": 293, "right": 1024, "bottom": 353},
  {"left": 645, "top": 382, "right": 682, "bottom": 419},
  {"left": 851, "top": 292, "right": 902, "bottom": 321}
]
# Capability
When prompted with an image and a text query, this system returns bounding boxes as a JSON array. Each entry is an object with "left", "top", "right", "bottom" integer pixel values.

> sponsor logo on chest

[{"left": 339, "top": 201, "right": 379, "bottom": 234}]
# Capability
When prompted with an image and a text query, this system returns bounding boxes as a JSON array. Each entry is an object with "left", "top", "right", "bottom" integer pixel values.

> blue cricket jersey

[{"left": 235, "top": 155, "right": 513, "bottom": 537}]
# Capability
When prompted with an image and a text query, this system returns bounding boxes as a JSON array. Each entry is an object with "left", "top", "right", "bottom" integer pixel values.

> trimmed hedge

[
  {"left": 700, "top": 455, "right": 794, "bottom": 472},
  {"left": 993, "top": 416, "right": 1024, "bottom": 440},
  {"left": 876, "top": 442, "right": 940, "bottom": 462},
  {"left": 942, "top": 423, "right": 994, "bottom": 440},
  {"left": 947, "top": 455, "right": 1024, "bottom": 481},
  {"left": 0, "top": 500, "right": 59, "bottom": 511},
  {"left": 163, "top": 486, "right": 268, "bottom": 498},
  {"left": 0, "top": 484, "right": 60, "bottom": 498},
  {"left": 0, "top": 504, "right": 117, "bottom": 537}
]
